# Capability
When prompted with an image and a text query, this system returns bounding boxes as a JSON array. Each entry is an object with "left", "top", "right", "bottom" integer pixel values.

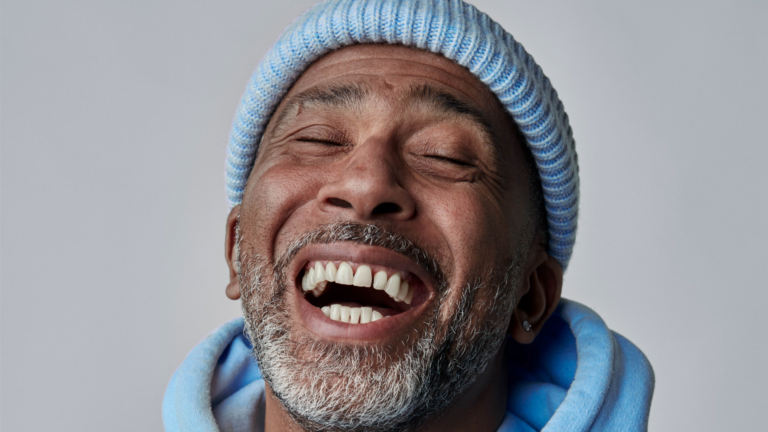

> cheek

[
  {"left": 240, "top": 162, "right": 327, "bottom": 259},
  {"left": 421, "top": 185, "right": 512, "bottom": 269},
  {"left": 420, "top": 187, "right": 519, "bottom": 325}
]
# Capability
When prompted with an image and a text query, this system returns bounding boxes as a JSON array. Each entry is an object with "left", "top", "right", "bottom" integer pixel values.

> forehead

[{"left": 293, "top": 45, "right": 490, "bottom": 95}]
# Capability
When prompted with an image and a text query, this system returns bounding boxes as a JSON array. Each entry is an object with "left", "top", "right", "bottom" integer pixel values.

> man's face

[{"left": 233, "top": 45, "right": 536, "bottom": 431}]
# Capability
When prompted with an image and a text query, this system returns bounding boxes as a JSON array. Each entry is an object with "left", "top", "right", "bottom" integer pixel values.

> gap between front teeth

[
  {"left": 322, "top": 305, "right": 383, "bottom": 323},
  {"left": 302, "top": 262, "right": 414, "bottom": 305}
]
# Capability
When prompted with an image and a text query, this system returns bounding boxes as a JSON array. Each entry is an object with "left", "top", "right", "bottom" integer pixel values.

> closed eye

[
  {"left": 426, "top": 154, "right": 475, "bottom": 167},
  {"left": 290, "top": 125, "right": 352, "bottom": 148},
  {"left": 295, "top": 137, "right": 345, "bottom": 146}
]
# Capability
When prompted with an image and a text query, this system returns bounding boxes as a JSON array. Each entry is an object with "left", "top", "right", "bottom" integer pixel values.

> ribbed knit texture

[{"left": 225, "top": 0, "right": 579, "bottom": 268}]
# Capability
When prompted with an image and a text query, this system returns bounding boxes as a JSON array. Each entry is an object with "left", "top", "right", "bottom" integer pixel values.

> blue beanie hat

[{"left": 225, "top": 0, "right": 579, "bottom": 269}]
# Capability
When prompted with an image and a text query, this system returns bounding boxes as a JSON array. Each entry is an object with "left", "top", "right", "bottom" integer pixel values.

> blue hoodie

[{"left": 163, "top": 299, "right": 654, "bottom": 431}]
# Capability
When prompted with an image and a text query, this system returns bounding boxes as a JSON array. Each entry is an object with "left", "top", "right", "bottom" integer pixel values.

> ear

[
  {"left": 224, "top": 205, "right": 241, "bottom": 300},
  {"left": 509, "top": 247, "right": 563, "bottom": 344}
]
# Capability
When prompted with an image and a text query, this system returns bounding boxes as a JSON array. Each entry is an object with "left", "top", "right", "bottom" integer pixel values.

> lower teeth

[{"left": 322, "top": 305, "right": 384, "bottom": 324}]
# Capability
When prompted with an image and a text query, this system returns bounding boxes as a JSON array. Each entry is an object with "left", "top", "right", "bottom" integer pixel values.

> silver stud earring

[{"left": 522, "top": 321, "right": 532, "bottom": 332}]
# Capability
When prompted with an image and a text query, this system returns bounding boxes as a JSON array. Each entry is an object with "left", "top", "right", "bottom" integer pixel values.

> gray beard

[{"left": 238, "top": 222, "right": 527, "bottom": 432}]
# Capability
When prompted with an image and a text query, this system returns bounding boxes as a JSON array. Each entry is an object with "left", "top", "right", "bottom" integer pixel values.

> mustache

[{"left": 273, "top": 221, "right": 447, "bottom": 291}]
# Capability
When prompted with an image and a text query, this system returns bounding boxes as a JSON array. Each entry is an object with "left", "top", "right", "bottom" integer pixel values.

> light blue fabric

[
  {"left": 163, "top": 299, "right": 654, "bottom": 431},
  {"left": 225, "top": 0, "right": 580, "bottom": 269}
]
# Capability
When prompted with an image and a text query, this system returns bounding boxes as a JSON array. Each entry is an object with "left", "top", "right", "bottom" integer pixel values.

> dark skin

[{"left": 223, "top": 45, "right": 563, "bottom": 432}]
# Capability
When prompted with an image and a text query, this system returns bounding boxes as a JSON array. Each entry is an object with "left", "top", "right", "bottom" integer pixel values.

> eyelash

[
  {"left": 427, "top": 154, "right": 474, "bottom": 167},
  {"left": 294, "top": 129, "right": 350, "bottom": 147},
  {"left": 296, "top": 137, "right": 344, "bottom": 146}
]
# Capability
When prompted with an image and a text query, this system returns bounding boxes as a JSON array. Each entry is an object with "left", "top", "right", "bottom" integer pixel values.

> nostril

[
  {"left": 328, "top": 198, "right": 354, "bottom": 209},
  {"left": 372, "top": 202, "right": 402, "bottom": 215}
]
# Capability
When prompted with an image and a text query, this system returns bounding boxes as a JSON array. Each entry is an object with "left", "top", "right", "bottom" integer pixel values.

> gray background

[{"left": 2, "top": 0, "right": 766, "bottom": 430}]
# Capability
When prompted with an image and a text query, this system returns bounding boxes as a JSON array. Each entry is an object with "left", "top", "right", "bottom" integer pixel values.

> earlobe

[
  {"left": 509, "top": 251, "right": 563, "bottom": 344},
  {"left": 225, "top": 206, "right": 242, "bottom": 300}
]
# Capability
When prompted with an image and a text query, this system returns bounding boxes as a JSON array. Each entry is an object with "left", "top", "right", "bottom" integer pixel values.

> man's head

[{"left": 221, "top": 1, "right": 577, "bottom": 431}]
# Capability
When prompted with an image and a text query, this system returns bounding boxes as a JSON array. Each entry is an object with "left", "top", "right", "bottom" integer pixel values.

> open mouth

[{"left": 297, "top": 260, "right": 426, "bottom": 324}]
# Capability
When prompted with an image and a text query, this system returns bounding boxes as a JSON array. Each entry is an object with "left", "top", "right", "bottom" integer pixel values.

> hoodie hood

[{"left": 163, "top": 299, "right": 654, "bottom": 431}]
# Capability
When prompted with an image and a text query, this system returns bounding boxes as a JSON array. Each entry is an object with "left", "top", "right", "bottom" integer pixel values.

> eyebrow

[{"left": 269, "top": 83, "right": 369, "bottom": 135}]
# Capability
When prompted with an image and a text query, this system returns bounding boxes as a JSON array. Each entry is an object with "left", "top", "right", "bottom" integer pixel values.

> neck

[{"left": 263, "top": 342, "right": 508, "bottom": 432}]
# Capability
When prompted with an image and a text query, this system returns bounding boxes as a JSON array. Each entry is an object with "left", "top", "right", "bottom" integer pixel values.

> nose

[{"left": 316, "top": 138, "right": 415, "bottom": 221}]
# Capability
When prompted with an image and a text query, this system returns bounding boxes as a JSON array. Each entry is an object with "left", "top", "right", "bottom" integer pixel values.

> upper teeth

[{"left": 301, "top": 261, "right": 414, "bottom": 305}]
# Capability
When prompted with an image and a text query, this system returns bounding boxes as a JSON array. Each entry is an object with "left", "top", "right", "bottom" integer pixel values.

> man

[{"left": 164, "top": 1, "right": 655, "bottom": 431}]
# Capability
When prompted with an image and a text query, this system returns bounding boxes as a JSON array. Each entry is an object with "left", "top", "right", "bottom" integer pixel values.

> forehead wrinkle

[{"left": 269, "top": 83, "right": 371, "bottom": 137}]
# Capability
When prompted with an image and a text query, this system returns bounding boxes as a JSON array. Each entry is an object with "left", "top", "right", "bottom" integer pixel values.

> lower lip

[{"left": 294, "top": 287, "right": 427, "bottom": 341}]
